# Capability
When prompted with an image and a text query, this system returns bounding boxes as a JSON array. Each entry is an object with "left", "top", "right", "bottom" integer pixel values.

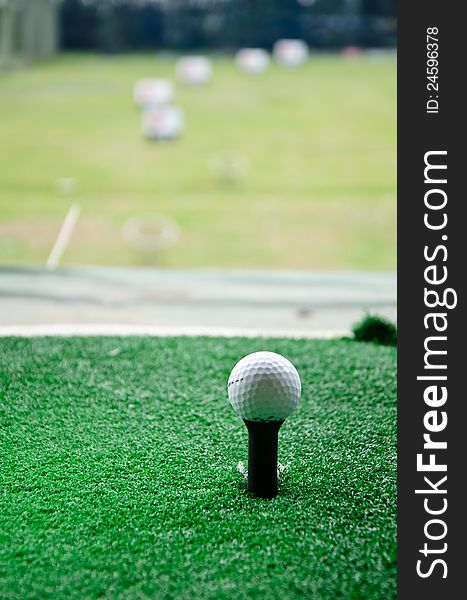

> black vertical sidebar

[{"left": 398, "top": 2, "right": 465, "bottom": 599}]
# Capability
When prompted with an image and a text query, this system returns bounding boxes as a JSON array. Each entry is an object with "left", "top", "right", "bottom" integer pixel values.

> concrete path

[{"left": 0, "top": 267, "right": 396, "bottom": 337}]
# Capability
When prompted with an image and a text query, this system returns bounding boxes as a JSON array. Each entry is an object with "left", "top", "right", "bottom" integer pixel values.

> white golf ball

[
  {"left": 133, "top": 78, "right": 174, "bottom": 108},
  {"left": 141, "top": 106, "right": 184, "bottom": 140},
  {"left": 227, "top": 351, "right": 301, "bottom": 422},
  {"left": 235, "top": 48, "right": 270, "bottom": 75},
  {"left": 175, "top": 56, "right": 212, "bottom": 86},
  {"left": 273, "top": 39, "right": 309, "bottom": 67}
]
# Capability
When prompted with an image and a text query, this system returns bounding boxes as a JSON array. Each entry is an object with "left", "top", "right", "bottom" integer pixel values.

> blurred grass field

[{"left": 0, "top": 53, "right": 396, "bottom": 269}]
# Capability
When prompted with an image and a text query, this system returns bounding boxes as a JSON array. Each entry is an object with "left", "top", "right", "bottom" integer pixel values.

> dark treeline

[{"left": 60, "top": 0, "right": 397, "bottom": 53}]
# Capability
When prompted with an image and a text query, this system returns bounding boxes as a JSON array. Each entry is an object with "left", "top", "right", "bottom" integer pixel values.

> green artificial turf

[
  {"left": 0, "top": 53, "right": 396, "bottom": 269},
  {"left": 0, "top": 336, "right": 396, "bottom": 599}
]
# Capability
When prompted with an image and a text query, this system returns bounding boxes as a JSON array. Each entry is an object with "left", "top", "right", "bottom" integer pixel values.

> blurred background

[{"left": 0, "top": 0, "right": 396, "bottom": 334}]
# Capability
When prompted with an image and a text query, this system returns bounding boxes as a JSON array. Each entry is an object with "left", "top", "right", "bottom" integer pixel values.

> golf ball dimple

[{"left": 227, "top": 351, "right": 301, "bottom": 422}]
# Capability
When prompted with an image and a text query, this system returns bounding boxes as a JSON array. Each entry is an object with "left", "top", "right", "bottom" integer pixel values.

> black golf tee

[{"left": 243, "top": 419, "right": 284, "bottom": 499}]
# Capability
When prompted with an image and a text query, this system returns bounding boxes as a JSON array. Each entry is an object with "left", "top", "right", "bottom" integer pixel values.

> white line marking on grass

[
  {"left": 46, "top": 204, "right": 81, "bottom": 270},
  {"left": 0, "top": 324, "right": 348, "bottom": 339}
]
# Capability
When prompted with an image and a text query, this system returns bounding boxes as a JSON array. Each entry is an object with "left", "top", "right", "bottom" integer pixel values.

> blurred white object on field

[
  {"left": 141, "top": 106, "right": 184, "bottom": 140},
  {"left": 121, "top": 214, "right": 180, "bottom": 254},
  {"left": 235, "top": 48, "right": 270, "bottom": 75},
  {"left": 208, "top": 152, "right": 249, "bottom": 184},
  {"left": 176, "top": 56, "right": 212, "bottom": 85},
  {"left": 133, "top": 78, "right": 174, "bottom": 108},
  {"left": 55, "top": 177, "right": 78, "bottom": 196},
  {"left": 273, "top": 39, "right": 309, "bottom": 67}
]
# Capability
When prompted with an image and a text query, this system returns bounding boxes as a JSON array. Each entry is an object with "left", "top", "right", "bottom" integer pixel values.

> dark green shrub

[{"left": 352, "top": 314, "right": 397, "bottom": 346}]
